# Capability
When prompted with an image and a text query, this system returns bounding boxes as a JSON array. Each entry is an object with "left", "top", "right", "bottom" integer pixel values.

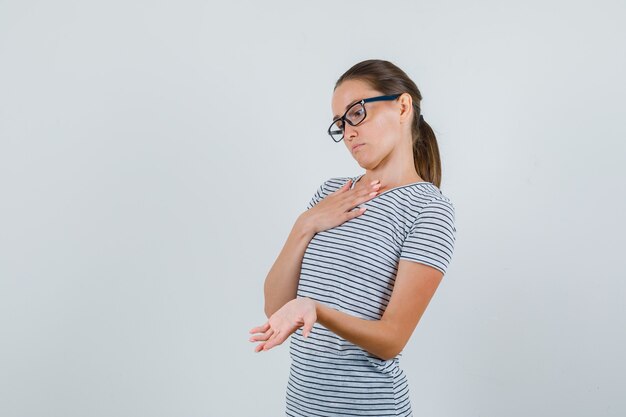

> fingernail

[{"left": 369, "top": 191, "right": 377, "bottom": 197}]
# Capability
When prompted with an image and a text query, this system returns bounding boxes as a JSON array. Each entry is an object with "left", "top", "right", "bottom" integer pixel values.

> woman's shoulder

[
  {"left": 380, "top": 182, "right": 455, "bottom": 221},
  {"left": 411, "top": 183, "right": 455, "bottom": 213},
  {"left": 418, "top": 183, "right": 454, "bottom": 204}
]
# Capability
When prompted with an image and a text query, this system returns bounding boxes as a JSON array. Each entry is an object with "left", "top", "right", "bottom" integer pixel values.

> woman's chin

[
  {"left": 355, "top": 159, "right": 376, "bottom": 170},
  {"left": 352, "top": 150, "right": 380, "bottom": 169},
  {"left": 352, "top": 156, "right": 366, "bottom": 167}
]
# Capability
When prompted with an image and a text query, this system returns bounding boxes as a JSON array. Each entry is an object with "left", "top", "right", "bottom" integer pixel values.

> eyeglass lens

[{"left": 330, "top": 102, "right": 366, "bottom": 141}]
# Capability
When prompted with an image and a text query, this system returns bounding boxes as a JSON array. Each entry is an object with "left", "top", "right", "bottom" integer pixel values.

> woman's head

[{"left": 331, "top": 59, "right": 442, "bottom": 187}]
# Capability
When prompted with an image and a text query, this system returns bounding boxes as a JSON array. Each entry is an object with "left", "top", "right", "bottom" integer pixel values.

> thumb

[{"left": 302, "top": 314, "right": 316, "bottom": 339}]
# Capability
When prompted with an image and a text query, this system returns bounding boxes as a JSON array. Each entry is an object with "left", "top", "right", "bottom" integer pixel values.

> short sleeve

[
  {"left": 305, "top": 180, "right": 327, "bottom": 210},
  {"left": 400, "top": 197, "right": 457, "bottom": 275}
]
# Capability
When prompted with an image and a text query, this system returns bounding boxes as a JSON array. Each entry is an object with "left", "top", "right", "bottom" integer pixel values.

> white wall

[{"left": 1, "top": 1, "right": 624, "bottom": 416}]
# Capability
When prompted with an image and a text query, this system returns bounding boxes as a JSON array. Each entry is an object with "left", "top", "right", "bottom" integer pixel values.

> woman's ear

[{"left": 398, "top": 93, "right": 413, "bottom": 123}]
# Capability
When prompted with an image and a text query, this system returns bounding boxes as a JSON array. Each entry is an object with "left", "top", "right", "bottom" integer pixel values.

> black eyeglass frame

[{"left": 327, "top": 94, "right": 401, "bottom": 142}]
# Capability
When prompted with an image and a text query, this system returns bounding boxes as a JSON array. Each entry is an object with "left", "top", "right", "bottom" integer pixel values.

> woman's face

[{"left": 331, "top": 79, "right": 405, "bottom": 170}]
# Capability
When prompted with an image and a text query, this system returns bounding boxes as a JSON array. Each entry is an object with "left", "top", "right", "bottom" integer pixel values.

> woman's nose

[{"left": 344, "top": 123, "right": 358, "bottom": 140}]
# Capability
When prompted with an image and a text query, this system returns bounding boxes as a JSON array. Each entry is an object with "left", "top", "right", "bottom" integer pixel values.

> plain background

[{"left": 1, "top": 1, "right": 625, "bottom": 416}]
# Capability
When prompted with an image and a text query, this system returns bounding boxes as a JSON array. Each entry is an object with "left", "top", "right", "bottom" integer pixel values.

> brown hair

[{"left": 335, "top": 59, "right": 442, "bottom": 188}]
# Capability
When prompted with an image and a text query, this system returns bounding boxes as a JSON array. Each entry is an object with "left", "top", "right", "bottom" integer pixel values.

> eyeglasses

[{"left": 327, "top": 94, "right": 401, "bottom": 142}]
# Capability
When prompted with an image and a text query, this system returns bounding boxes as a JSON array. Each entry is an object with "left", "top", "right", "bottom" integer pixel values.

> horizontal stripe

[{"left": 287, "top": 175, "right": 457, "bottom": 416}]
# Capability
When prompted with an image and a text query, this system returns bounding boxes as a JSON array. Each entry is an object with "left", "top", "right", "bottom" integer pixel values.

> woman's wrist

[{"left": 295, "top": 212, "right": 318, "bottom": 237}]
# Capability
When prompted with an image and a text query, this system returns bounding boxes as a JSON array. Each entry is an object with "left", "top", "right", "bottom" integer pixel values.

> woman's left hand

[{"left": 249, "top": 297, "right": 317, "bottom": 352}]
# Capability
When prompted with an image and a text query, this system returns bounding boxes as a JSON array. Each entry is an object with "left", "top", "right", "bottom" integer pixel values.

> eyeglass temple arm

[{"left": 362, "top": 94, "right": 401, "bottom": 104}]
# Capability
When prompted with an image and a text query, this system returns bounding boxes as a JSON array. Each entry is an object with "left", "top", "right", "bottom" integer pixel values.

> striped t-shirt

[{"left": 285, "top": 174, "right": 457, "bottom": 417}]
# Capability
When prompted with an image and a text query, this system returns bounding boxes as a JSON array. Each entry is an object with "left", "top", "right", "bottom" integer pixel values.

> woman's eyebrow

[{"left": 333, "top": 98, "right": 361, "bottom": 119}]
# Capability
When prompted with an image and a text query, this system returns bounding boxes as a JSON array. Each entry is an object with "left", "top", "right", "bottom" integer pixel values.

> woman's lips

[{"left": 352, "top": 144, "right": 365, "bottom": 151}]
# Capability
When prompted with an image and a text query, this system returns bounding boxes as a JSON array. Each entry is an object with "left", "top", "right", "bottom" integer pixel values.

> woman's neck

[{"left": 355, "top": 169, "right": 424, "bottom": 193}]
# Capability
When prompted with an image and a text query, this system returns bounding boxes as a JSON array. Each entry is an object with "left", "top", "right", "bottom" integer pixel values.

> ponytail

[{"left": 412, "top": 109, "right": 442, "bottom": 188}]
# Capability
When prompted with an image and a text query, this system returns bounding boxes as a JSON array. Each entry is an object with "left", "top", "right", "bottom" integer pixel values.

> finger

[
  {"left": 302, "top": 322, "right": 314, "bottom": 339},
  {"left": 249, "top": 322, "right": 270, "bottom": 333},
  {"left": 349, "top": 179, "right": 379, "bottom": 193},
  {"left": 333, "top": 180, "right": 351, "bottom": 195},
  {"left": 249, "top": 328, "right": 274, "bottom": 342},
  {"left": 346, "top": 206, "right": 367, "bottom": 221},
  {"left": 254, "top": 342, "right": 266, "bottom": 353},
  {"left": 354, "top": 184, "right": 381, "bottom": 209},
  {"left": 263, "top": 330, "right": 288, "bottom": 351},
  {"left": 249, "top": 322, "right": 270, "bottom": 334},
  {"left": 342, "top": 187, "right": 378, "bottom": 211},
  {"left": 336, "top": 196, "right": 365, "bottom": 216},
  {"left": 358, "top": 180, "right": 380, "bottom": 196},
  {"left": 332, "top": 179, "right": 352, "bottom": 195},
  {"left": 354, "top": 179, "right": 380, "bottom": 192},
  {"left": 302, "top": 310, "right": 317, "bottom": 339},
  {"left": 363, "top": 189, "right": 379, "bottom": 201},
  {"left": 265, "top": 328, "right": 280, "bottom": 343},
  {"left": 263, "top": 327, "right": 285, "bottom": 349}
]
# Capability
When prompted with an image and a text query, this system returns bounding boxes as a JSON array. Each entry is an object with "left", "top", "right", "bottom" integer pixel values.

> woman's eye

[{"left": 349, "top": 109, "right": 363, "bottom": 119}]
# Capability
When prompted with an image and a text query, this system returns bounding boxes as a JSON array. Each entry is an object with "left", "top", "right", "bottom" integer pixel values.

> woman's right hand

[{"left": 298, "top": 178, "right": 381, "bottom": 235}]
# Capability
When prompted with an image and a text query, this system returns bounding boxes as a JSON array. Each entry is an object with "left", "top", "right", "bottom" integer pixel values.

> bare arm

[
  {"left": 252, "top": 259, "right": 443, "bottom": 359},
  {"left": 262, "top": 178, "right": 381, "bottom": 318},
  {"left": 263, "top": 216, "right": 315, "bottom": 317},
  {"left": 315, "top": 260, "right": 443, "bottom": 360}
]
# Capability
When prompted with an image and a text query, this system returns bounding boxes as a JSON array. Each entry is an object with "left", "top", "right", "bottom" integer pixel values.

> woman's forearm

[
  {"left": 314, "top": 301, "right": 400, "bottom": 361},
  {"left": 263, "top": 214, "right": 316, "bottom": 317}
]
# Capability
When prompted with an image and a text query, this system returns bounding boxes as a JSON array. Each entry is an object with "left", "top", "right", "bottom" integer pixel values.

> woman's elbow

[
  {"left": 264, "top": 299, "right": 289, "bottom": 318},
  {"left": 376, "top": 340, "right": 406, "bottom": 361},
  {"left": 379, "top": 348, "right": 401, "bottom": 361},
  {"left": 264, "top": 304, "right": 275, "bottom": 319}
]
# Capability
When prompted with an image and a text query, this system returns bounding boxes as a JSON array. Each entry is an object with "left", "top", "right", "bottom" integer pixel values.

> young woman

[{"left": 249, "top": 59, "right": 457, "bottom": 416}]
